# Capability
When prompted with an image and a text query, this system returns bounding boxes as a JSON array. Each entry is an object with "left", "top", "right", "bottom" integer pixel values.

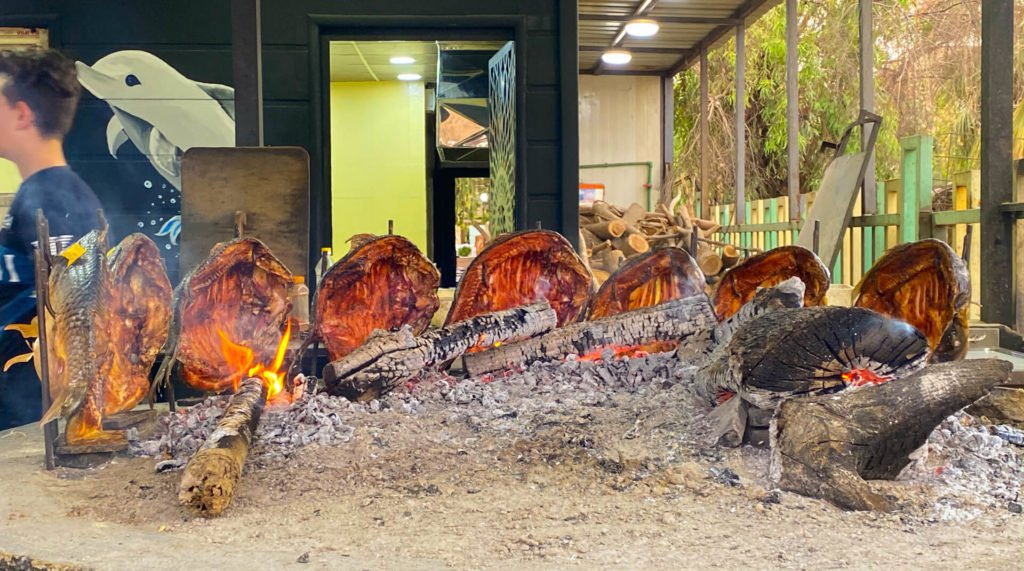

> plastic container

[
  {"left": 290, "top": 275, "right": 310, "bottom": 331},
  {"left": 314, "top": 247, "right": 334, "bottom": 286}
]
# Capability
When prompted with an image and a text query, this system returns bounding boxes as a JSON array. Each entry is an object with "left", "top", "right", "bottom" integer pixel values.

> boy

[{"left": 0, "top": 48, "right": 104, "bottom": 430}]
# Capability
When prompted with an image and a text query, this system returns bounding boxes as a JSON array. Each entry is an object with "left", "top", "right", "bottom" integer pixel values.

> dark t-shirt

[{"left": 0, "top": 166, "right": 104, "bottom": 326}]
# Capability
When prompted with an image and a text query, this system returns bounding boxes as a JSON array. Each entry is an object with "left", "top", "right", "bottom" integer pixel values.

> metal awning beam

[
  {"left": 580, "top": 14, "right": 741, "bottom": 25},
  {"left": 580, "top": 45, "right": 693, "bottom": 55},
  {"left": 667, "top": 0, "right": 763, "bottom": 76}
]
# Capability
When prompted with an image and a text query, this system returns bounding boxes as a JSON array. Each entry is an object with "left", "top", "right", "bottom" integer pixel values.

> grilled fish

[
  {"left": 314, "top": 234, "right": 439, "bottom": 361},
  {"left": 446, "top": 230, "right": 592, "bottom": 327},
  {"left": 711, "top": 245, "right": 830, "bottom": 321},
  {"left": 40, "top": 231, "right": 172, "bottom": 444},
  {"left": 854, "top": 239, "right": 970, "bottom": 362},
  {"left": 162, "top": 238, "right": 292, "bottom": 392}
]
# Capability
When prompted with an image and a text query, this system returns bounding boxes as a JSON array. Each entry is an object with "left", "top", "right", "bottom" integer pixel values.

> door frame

[{"left": 307, "top": 16, "right": 527, "bottom": 277}]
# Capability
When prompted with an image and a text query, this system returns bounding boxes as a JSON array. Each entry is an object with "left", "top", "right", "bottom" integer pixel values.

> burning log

[
  {"left": 178, "top": 377, "right": 267, "bottom": 517},
  {"left": 711, "top": 245, "right": 830, "bottom": 321},
  {"left": 770, "top": 359, "right": 1011, "bottom": 511},
  {"left": 463, "top": 295, "right": 717, "bottom": 376},
  {"left": 586, "top": 248, "right": 704, "bottom": 333},
  {"left": 446, "top": 230, "right": 592, "bottom": 328},
  {"left": 314, "top": 234, "right": 439, "bottom": 361},
  {"left": 853, "top": 239, "right": 970, "bottom": 362},
  {"left": 324, "top": 302, "right": 558, "bottom": 401},
  {"left": 697, "top": 306, "right": 930, "bottom": 410}
]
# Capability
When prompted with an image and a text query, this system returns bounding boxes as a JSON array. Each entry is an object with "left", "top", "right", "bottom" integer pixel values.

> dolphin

[{"left": 75, "top": 50, "right": 235, "bottom": 190}]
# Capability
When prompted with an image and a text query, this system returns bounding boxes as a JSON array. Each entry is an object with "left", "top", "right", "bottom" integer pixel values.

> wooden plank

[
  {"left": 873, "top": 182, "right": 886, "bottom": 257},
  {"left": 768, "top": 197, "right": 778, "bottom": 250},
  {"left": 933, "top": 209, "right": 981, "bottom": 225},
  {"left": 181, "top": 147, "right": 310, "bottom": 278},
  {"left": 849, "top": 214, "right": 900, "bottom": 228}
]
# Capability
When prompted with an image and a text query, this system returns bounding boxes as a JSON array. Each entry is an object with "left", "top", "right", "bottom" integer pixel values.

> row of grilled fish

[{"left": 40, "top": 225, "right": 969, "bottom": 444}]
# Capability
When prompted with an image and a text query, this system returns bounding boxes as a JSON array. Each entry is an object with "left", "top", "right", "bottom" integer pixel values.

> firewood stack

[{"left": 578, "top": 200, "right": 729, "bottom": 286}]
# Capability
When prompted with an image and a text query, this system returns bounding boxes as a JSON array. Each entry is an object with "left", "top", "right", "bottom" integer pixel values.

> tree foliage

[{"left": 674, "top": 0, "right": 1024, "bottom": 206}]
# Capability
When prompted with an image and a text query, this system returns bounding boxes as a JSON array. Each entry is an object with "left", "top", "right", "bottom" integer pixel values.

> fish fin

[
  {"left": 4, "top": 321, "right": 38, "bottom": 339},
  {"left": 3, "top": 352, "right": 33, "bottom": 372},
  {"left": 194, "top": 81, "right": 235, "bottom": 121},
  {"left": 106, "top": 115, "right": 128, "bottom": 157},
  {"left": 39, "top": 381, "right": 87, "bottom": 425}
]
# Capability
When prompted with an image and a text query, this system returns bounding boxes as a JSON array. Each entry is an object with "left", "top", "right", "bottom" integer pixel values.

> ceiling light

[
  {"left": 601, "top": 50, "right": 632, "bottom": 65},
  {"left": 390, "top": 56, "right": 416, "bottom": 64},
  {"left": 397, "top": 73, "right": 422, "bottom": 81},
  {"left": 624, "top": 18, "right": 660, "bottom": 37}
]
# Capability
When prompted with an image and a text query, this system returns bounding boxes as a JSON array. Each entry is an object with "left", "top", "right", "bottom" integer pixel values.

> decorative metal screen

[{"left": 487, "top": 42, "right": 516, "bottom": 234}]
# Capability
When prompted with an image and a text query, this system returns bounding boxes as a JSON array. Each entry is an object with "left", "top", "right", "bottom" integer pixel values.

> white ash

[{"left": 899, "top": 411, "right": 1024, "bottom": 520}]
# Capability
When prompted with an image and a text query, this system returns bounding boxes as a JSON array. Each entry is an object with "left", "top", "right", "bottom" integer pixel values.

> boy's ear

[{"left": 12, "top": 100, "right": 35, "bottom": 131}]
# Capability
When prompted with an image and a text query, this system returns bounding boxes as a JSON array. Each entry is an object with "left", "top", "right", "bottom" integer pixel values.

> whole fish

[{"left": 40, "top": 231, "right": 172, "bottom": 445}]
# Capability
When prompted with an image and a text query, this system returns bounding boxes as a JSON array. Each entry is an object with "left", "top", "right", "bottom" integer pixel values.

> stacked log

[{"left": 579, "top": 200, "right": 728, "bottom": 286}]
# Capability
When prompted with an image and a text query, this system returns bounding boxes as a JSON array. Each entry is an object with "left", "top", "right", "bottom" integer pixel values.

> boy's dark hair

[{"left": 0, "top": 48, "right": 81, "bottom": 139}]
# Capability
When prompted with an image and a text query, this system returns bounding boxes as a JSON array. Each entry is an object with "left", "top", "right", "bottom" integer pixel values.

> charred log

[
  {"left": 711, "top": 276, "right": 806, "bottom": 346},
  {"left": 712, "top": 245, "right": 830, "bottom": 321},
  {"left": 770, "top": 359, "right": 1011, "bottom": 511},
  {"left": 854, "top": 239, "right": 970, "bottom": 362},
  {"left": 314, "top": 234, "right": 439, "bottom": 361},
  {"left": 324, "top": 302, "right": 558, "bottom": 402},
  {"left": 446, "top": 230, "right": 592, "bottom": 328},
  {"left": 179, "top": 377, "right": 267, "bottom": 517},
  {"left": 697, "top": 306, "right": 930, "bottom": 410},
  {"left": 463, "top": 296, "right": 717, "bottom": 376}
]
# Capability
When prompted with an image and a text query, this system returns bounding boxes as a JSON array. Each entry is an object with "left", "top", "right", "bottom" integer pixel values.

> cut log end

[{"left": 770, "top": 359, "right": 1011, "bottom": 511}]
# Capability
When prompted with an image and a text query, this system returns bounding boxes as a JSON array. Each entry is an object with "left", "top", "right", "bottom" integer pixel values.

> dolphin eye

[{"left": 125, "top": 74, "right": 141, "bottom": 87}]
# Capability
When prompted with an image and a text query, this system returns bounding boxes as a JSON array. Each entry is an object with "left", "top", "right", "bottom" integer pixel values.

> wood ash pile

[{"left": 128, "top": 349, "right": 1022, "bottom": 521}]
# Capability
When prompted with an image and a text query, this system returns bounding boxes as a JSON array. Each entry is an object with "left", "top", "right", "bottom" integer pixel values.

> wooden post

[
  {"left": 980, "top": 0, "right": 1015, "bottom": 326},
  {"left": 899, "top": 136, "right": 932, "bottom": 244},
  {"left": 734, "top": 24, "right": 746, "bottom": 224}
]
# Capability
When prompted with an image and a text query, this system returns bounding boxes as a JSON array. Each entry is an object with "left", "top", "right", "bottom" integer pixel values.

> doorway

[{"left": 323, "top": 34, "right": 516, "bottom": 286}]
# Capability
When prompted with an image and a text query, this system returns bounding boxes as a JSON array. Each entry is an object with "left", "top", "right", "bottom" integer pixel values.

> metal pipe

[
  {"left": 859, "top": 0, "right": 877, "bottom": 213},
  {"left": 580, "top": 162, "right": 654, "bottom": 210},
  {"left": 786, "top": 0, "right": 800, "bottom": 221},
  {"left": 735, "top": 23, "right": 746, "bottom": 224},
  {"left": 979, "top": 0, "right": 1015, "bottom": 326}
]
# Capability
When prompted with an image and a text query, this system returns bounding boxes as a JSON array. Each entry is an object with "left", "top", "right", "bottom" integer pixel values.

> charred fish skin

[{"left": 41, "top": 229, "right": 125, "bottom": 445}]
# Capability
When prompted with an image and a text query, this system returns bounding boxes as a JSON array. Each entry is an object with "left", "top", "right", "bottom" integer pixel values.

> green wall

[
  {"left": 0, "top": 159, "right": 20, "bottom": 194},
  {"left": 329, "top": 81, "right": 426, "bottom": 254}
]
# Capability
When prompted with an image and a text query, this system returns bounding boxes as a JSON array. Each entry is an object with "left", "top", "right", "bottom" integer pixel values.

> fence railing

[{"left": 705, "top": 136, "right": 1023, "bottom": 325}]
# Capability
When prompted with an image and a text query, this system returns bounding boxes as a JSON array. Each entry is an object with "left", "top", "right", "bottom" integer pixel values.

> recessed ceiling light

[
  {"left": 397, "top": 73, "right": 422, "bottom": 81},
  {"left": 390, "top": 56, "right": 416, "bottom": 64},
  {"left": 601, "top": 50, "right": 632, "bottom": 65},
  {"left": 624, "top": 18, "right": 660, "bottom": 37}
]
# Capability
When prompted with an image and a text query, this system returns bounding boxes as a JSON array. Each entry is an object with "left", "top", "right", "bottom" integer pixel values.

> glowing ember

[
  {"left": 842, "top": 367, "right": 891, "bottom": 387},
  {"left": 575, "top": 344, "right": 668, "bottom": 362},
  {"left": 217, "top": 321, "right": 292, "bottom": 404}
]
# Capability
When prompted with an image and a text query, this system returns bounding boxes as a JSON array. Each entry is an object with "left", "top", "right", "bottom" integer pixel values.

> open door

[{"left": 487, "top": 41, "right": 516, "bottom": 235}]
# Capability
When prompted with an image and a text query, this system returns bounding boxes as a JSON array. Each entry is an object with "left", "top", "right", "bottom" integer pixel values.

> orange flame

[{"left": 217, "top": 321, "right": 292, "bottom": 404}]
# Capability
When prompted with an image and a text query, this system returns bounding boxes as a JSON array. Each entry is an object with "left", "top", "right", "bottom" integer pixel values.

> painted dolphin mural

[{"left": 75, "top": 50, "right": 235, "bottom": 191}]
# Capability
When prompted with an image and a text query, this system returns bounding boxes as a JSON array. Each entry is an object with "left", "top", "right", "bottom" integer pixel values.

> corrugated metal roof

[{"left": 579, "top": 0, "right": 781, "bottom": 76}]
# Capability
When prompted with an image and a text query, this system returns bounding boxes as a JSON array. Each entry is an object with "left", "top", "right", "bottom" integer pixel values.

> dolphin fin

[
  {"left": 106, "top": 116, "right": 129, "bottom": 157},
  {"left": 194, "top": 81, "right": 236, "bottom": 121}
]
